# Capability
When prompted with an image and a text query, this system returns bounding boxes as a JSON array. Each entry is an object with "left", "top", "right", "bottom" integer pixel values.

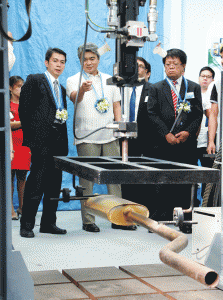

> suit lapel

[
  {"left": 179, "top": 78, "right": 186, "bottom": 101},
  {"left": 139, "top": 82, "right": 149, "bottom": 106},
  {"left": 61, "top": 86, "right": 67, "bottom": 109},
  {"left": 163, "top": 80, "right": 175, "bottom": 113},
  {"left": 40, "top": 74, "right": 56, "bottom": 108}
]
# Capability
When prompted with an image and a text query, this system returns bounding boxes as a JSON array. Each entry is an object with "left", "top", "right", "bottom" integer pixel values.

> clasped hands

[{"left": 165, "top": 131, "right": 189, "bottom": 145}]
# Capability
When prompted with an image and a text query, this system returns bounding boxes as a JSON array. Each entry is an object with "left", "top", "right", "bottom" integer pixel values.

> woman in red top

[{"left": 10, "top": 76, "right": 31, "bottom": 220}]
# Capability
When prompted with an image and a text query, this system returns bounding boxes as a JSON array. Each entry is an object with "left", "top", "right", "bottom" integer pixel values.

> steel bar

[
  {"left": 183, "top": 184, "right": 195, "bottom": 214},
  {"left": 84, "top": 195, "right": 219, "bottom": 287}
]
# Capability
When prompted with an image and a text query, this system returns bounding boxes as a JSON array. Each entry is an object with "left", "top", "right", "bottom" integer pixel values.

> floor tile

[
  {"left": 30, "top": 270, "right": 71, "bottom": 285},
  {"left": 63, "top": 266, "right": 132, "bottom": 282},
  {"left": 81, "top": 279, "right": 157, "bottom": 297},
  {"left": 143, "top": 276, "right": 210, "bottom": 292},
  {"left": 168, "top": 289, "right": 223, "bottom": 300},
  {"left": 34, "top": 283, "right": 88, "bottom": 299},
  {"left": 120, "top": 264, "right": 183, "bottom": 278}
]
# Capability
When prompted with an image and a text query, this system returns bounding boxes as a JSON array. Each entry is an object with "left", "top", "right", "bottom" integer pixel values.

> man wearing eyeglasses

[
  {"left": 147, "top": 49, "right": 203, "bottom": 231},
  {"left": 198, "top": 67, "right": 218, "bottom": 205},
  {"left": 127, "top": 57, "right": 151, "bottom": 156}
]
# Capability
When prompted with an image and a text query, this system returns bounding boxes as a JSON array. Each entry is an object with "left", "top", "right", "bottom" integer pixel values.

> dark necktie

[
  {"left": 171, "top": 80, "right": 178, "bottom": 117},
  {"left": 130, "top": 86, "right": 136, "bottom": 122}
]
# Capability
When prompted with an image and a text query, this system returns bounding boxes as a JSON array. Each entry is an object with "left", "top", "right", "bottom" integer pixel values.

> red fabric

[
  {"left": 10, "top": 102, "right": 31, "bottom": 170},
  {"left": 171, "top": 80, "right": 178, "bottom": 117}
]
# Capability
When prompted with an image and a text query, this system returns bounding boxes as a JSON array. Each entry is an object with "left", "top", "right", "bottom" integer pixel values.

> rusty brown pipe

[
  {"left": 124, "top": 210, "right": 219, "bottom": 288},
  {"left": 84, "top": 195, "right": 219, "bottom": 287}
]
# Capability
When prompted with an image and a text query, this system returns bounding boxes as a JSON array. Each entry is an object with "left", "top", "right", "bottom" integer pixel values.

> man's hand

[
  {"left": 207, "top": 141, "right": 216, "bottom": 154},
  {"left": 70, "top": 80, "right": 92, "bottom": 103},
  {"left": 81, "top": 80, "right": 92, "bottom": 93},
  {"left": 165, "top": 133, "right": 180, "bottom": 145},
  {"left": 175, "top": 131, "right": 189, "bottom": 143}
]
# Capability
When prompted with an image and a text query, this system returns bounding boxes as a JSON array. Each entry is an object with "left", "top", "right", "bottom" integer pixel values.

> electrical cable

[
  {"left": 191, "top": 244, "right": 211, "bottom": 255},
  {"left": 0, "top": 0, "right": 32, "bottom": 42},
  {"left": 85, "top": 0, "right": 114, "bottom": 32}
]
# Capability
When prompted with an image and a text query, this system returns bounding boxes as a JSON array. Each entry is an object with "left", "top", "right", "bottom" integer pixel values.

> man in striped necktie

[{"left": 146, "top": 49, "right": 203, "bottom": 232}]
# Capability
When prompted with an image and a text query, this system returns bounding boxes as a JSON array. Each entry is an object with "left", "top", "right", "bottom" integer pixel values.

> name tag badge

[
  {"left": 186, "top": 92, "right": 194, "bottom": 99},
  {"left": 145, "top": 96, "right": 149, "bottom": 103}
]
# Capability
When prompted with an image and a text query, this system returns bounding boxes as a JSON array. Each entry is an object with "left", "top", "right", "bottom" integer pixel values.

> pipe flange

[{"left": 173, "top": 207, "right": 184, "bottom": 227}]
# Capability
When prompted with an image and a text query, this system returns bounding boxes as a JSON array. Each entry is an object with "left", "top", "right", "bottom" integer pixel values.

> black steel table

[{"left": 54, "top": 156, "right": 220, "bottom": 185}]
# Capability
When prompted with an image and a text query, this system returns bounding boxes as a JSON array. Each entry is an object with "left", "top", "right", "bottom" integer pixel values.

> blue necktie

[{"left": 130, "top": 86, "right": 136, "bottom": 122}]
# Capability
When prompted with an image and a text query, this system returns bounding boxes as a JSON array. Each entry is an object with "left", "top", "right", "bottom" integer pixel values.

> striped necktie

[
  {"left": 171, "top": 80, "right": 178, "bottom": 117},
  {"left": 54, "top": 79, "right": 60, "bottom": 103}
]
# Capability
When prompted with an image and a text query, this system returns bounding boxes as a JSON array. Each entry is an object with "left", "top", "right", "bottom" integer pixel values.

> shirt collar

[
  {"left": 84, "top": 70, "right": 100, "bottom": 78},
  {"left": 45, "top": 70, "right": 60, "bottom": 85},
  {"left": 173, "top": 76, "right": 183, "bottom": 86}
]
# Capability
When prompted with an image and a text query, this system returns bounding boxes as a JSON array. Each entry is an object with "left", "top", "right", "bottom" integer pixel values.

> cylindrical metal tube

[
  {"left": 125, "top": 210, "right": 219, "bottom": 288},
  {"left": 84, "top": 195, "right": 219, "bottom": 287},
  {"left": 122, "top": 138, "right": 128, "bottom": 162}
]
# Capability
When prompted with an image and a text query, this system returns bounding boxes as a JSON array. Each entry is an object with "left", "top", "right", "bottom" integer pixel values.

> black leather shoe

[
  {"left": 20, "top": 229, "right": 35, "bottom": 238},
  {"left": 83, "top": 223, "right": 100, "bottom": 232},
  {"left": 40, "top": 224, "right": 67, "bottom": 235},
  {"left": 111, "top": 223, "right": 137, "bottom": 231}
]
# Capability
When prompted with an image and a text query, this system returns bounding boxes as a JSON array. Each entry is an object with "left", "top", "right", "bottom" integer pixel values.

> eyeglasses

[
  {"left": 199, "top": 75, "right": 213, "bottom": 79},
  {"left": 138, "top": 64, "right": 146, "bottom": 69},
  {"left": 165, "top": 63, "right": 183, "bottom": 68}
]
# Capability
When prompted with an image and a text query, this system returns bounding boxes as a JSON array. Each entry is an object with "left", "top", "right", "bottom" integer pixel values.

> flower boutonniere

[
  {"left": 177, "top": 100, "right": 191, "bottom": 114},
  {"left": 56, "top": 109, "right": 68, "bottom": 123},
  {"left": 95, "top": 98, "right": 110, "bottom": 114}
]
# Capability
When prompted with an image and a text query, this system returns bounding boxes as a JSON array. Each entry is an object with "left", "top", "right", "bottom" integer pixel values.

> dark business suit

[
  {"left": 122, "top": 82, "right": 152, "bottom": 205},
  {"left": 128, "top": 81, "right": 152, "bottom": 156},
  {"left": 19, "top": 74, "right": 68, "bottom": 231},
  {"left": 146, "top": 78, "right": 203, "bottom": 220}
]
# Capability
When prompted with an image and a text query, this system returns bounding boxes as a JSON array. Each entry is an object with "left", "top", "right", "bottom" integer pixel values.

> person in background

[
  {"left": 198, "top": 67, "right": 218, "bottom": 205},
  {"left": 127, "top": 57, "right": 151, "bottom": 156},
  {"left": 10, "top": 76, "right": 31, "bottom": 220},
  {"left": 122, "top": 57, "right": 153, "bottom": 210},
  {"left": 19, "top": 48, "right": 68, "bottom": 238}
]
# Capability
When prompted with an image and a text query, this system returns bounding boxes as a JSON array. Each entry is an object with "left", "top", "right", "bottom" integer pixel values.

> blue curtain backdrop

[{"left": 8, "top": 0, "right": 164, "bottom": 211}]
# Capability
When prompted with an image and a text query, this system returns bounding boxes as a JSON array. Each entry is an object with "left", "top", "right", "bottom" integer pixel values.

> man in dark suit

[
  {"left": 121, "top": 58, "right": 152, "bottom": 213},
  {"left": 147, "top": 49, "right": 203, "bottom": 229},
  {"left": 19, "top": 48, "right": 68, "bottom": 238},
  {"left": 128, "top": 57, "right": 152, "bottom": 156}
]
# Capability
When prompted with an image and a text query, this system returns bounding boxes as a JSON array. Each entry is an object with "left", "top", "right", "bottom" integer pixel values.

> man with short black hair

[
  {"left": 198, "top": 66, "right": 218, "bottom": 156},
  {"left": 198, "top": 66, "right": 218, "bottom": 205},
  {"left": 19, "top": 47, "right": 68, "bottom": 238},
  {"left": 147, "top": 48, "right": 203, "bottom": 230}
]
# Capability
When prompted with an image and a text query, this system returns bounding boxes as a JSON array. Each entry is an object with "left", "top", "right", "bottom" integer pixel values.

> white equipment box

[{"left": 192, "top": 207, "right": 221, "bottom": 267}]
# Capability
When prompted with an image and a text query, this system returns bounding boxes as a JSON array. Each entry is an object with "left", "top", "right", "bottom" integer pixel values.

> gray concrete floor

[{"left": 12, "top": 211, "right": 193, "bottom": 273}]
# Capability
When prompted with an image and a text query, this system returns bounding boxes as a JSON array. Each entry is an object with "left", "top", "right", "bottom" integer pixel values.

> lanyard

[
  {"left": 83, "top": 71, "right": 105, "bottom": 100},
  {"left": 165, "top": 76, "right": 188, "bottom": 104},
  {"left": 44, "top": 71, "right": 63, "bottom": 110}
]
